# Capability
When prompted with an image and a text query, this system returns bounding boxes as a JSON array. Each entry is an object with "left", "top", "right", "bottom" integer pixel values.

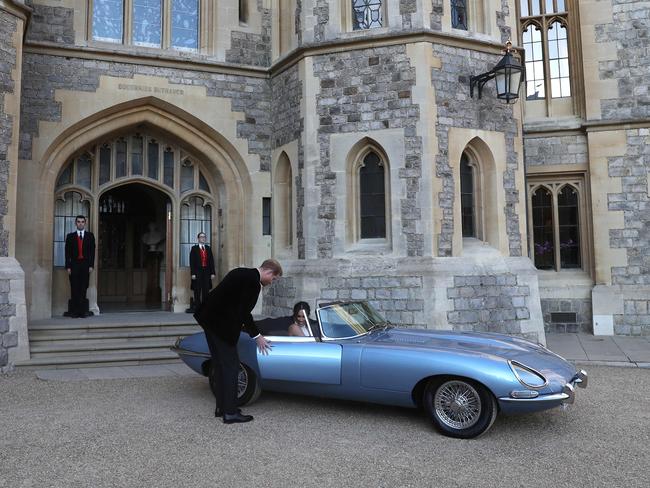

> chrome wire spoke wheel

[
  {"left": 237, "top": 365, "right": 249, "bottom": 398},
  {"left": 434, "top": 380, "right": 482, "bottom": 430}
]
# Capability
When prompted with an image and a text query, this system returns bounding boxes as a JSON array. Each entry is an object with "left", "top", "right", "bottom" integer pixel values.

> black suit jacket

[
  {"left": 193, "top": 267, "right": 262, "bottom": 345},
  {"left": 189, "top": 245, "right": 216, "bottom": 276},
  {"left": 65, "top": 231, "right": 95, "bottom": 269}
]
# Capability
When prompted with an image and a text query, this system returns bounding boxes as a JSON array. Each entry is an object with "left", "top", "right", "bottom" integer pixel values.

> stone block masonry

[
  {"left": 25, "top": 3, "right": 74, "bottom": 45},
  {"left": 541, "top": 298, "right": 592, "bottom": 333},
  {"left": 447, "top": 274, "right": 533, "bottom": 337},
  {"left": 615, "top": 299, "right": 650, "bottom": 336},
  {"left": 431, "top": 44, "right": 522, "bottom": 257},
  {"left": 596, "top": 1, "right": 650, "bottom": 120},
  {"left": 19, "top": 54, "right": 273, "bottom": 170},
  {"left": 524, "top": 134, "right": 589, "bottom": 167},
  {"left": 225, "top": 0, "right": 272, "bottom": 67},
  {"left": 312, "top": 45, "right": 424, "bottom": 258}
]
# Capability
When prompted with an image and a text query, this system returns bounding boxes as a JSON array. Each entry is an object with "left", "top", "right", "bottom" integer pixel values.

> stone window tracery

[
  {"left": 358, "top": 151, "right": 387, "bottom": 239},
  {"left": 451, "top": 0, "right": 468, "bottom": 30},
  {"left": 180, "top": 196, "right": 212, "bottom": 267},
  {"left": 53, "top": 191, "right": 91, "bottom": 267},
  {"left": 528, "top": 177, "right": 585, "bottom": 272},
  {"left": 519, "top": 1, "right": 572, "bottom": 101},
  {"left": 352, "top": 0, "right": 383, "bottom": 30}
]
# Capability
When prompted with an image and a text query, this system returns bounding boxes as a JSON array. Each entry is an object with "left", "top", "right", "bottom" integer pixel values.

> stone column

[{"left": 0, "top": 0, "right": 30, "bottom": 372}]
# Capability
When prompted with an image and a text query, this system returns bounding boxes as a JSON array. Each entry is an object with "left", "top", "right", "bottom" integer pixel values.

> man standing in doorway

[
  {"left": 189, "top": 232, "right": 216, "bottom": 312},
  {"left": 194, "top": 259, "right": 282, "bottom": 424},
  {"left": 65, "top": 215, "right": 96, "bottom": 318}
]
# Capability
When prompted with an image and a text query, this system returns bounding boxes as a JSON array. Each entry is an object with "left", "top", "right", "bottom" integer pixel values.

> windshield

[{"left": 317, "top": 301, "right": 388, "bottom": 339}]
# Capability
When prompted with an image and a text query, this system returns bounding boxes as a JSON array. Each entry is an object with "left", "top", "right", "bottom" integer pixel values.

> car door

[{"left": 256, "top": 336, "right": 342, "bottom": 385}]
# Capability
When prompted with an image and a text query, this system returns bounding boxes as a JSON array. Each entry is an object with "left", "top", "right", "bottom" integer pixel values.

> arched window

[
  {"left": 273, "top": 153, "right": 293, "bottom": 252},
  {"left": 531, "top": 186, "right": 555, "bottom": 269},
  {"left": 53, "top": 192, "right": 91, "bottom": 267},
  {"left": 519, "top": 1, "right": 572, "bottom": 101},
  {"left": 359, "top": 152, "right": 386, "bottom": 239},
  {"left": 180, "top": 196, "right": 212, "bottom": 267},
  {"left": 557, "top": 185, "right": 580, "bottom": 268},
  {"left": 451, "top": 0, "right": 468, "bottom": 30},
  {"left": 548, "top": 21, "right": 571, "bottom": 98},
  {"left": 529, "top": 179, "right": 584, "bottom": 271},
  {"left": 239, "top": 0, "right": 249, "bottom": 24},
  {"left": 460, "top": 153, "right": 475, "bottom": 237},
  {"left": 523, "top": 23, "right": 545, "bottom": 100}
]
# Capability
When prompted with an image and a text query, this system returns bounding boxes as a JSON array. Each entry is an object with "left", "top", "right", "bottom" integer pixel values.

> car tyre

[
  {"left": 209, "top": 362, "right": 262, "bottom": 406},
  {"left": 423, "top": 377, "right": 497, "bottom": 439}
]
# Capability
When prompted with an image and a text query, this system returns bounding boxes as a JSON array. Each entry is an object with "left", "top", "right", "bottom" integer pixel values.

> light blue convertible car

[{"left": 172, "top": 300, "right": 587, "bottom": 438}]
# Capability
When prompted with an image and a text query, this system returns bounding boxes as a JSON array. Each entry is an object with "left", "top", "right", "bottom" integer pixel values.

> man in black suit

[
  {"left": 194, "top": 259, "right": 282, "bottom": 424},
  {"left": 65, "top": 215, "right": 95, "bottom": 318},
  {"left": 189, "top": 232, "right": 216, "bottom": 312}
]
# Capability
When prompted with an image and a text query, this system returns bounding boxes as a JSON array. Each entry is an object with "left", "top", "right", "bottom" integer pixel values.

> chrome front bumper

[{"left": 499, "top": 369, "right": 588, "bottom": 405}]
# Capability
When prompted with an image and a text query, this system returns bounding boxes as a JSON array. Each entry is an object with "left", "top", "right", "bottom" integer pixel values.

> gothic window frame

[
  {"left": 179, "top": 194, "right": 214, "bottom": 268},
  {"left": 518, "top": 0, "right": 583, "bottom": 117},
  {"left": 53, "top": 190, "right": 93, "bottom": 267},
  {"left": 527, "top": 175, "right": 590, "bottom": 273},
  {"left": 458, "top": 149, "right": 486, "bottom": 242},
  {"left": 272, "top": 152, "right": 294, "bottom": 256},
  {"left": 89, "top": 0, "right": 203, "bottom": 52},
  {"left": 347, "top": 144, "right": 391, "bottom": 246}
]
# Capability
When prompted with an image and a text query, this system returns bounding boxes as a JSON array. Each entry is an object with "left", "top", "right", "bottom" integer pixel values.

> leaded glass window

[
  {"left": 148, "top": 140, "right": 159, "bottom": 180},
  {"left": 262, "top": 197, "right": 271, "bottom": 235},
  {"left": 523, "top": 24, "right": 545, "bottom": 100},
  {"left": 548, "top": 22, "right": 571, "bottom": 98},
  {"left": 116, "top": 138, "right": 127, "bottom": 178},
  {"left": 181, "top": 160, "right": 194, "bottom": 193},
  {"left": 359, "top": 152, "right": 386, "bottom": 239},
  {"left": 133, "top": 0, "right": 162, "bottom": 47},
  {"left": 56, "top": 156, "right": 92, "bottom": 190},
  {"left": 460, "top": 154, "right": 475, "bottom": 238},
  {"left": 99, "top": 144, "right": 111, "bottom": 185},
  {"left": 171, "top": 0, "right": 199, "bottom": 50},
  {"left": 558, "top": 185, "right": 580, "bottom": 268},
  {"left": 180, "top": 196, "right": 212, "bottom": 267},
  {"left": 132, "top": 135, "right": 144, "bottom": 175},
  {"left": 92, "top": 0, "right": 124, "bottom": 43},
  {"left": 532, "top": 187, "right": 555, "bottom": 270},
  {"left": 451, "top": 0, "right": 468, "bottom": 30},
  {"left": 54, "top": 192, "right": 90, "bottom": 267},
  {"left": 163, "top": 148, "right": 175, "bottom": 187},
  {"left": 352, "top": 0, "right": 383, "bottom": 30}
]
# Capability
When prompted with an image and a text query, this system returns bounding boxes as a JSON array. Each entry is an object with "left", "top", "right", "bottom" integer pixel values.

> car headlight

[{"left": 509, "top": 360, "right": 548, "bottom": 389}]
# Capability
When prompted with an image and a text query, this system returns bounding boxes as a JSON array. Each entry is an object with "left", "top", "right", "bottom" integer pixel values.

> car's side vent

[{"left": 551, "top": 312, "right": 577, "bottom": 323}]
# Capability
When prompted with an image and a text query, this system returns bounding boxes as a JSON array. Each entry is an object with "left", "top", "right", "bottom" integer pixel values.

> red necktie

[{"left": 76, "top": 233, "right": 84, "bottom": 260}]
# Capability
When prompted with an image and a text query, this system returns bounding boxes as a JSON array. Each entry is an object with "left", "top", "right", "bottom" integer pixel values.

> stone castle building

[{"left": 1, "top": 0, "right": 649, "bottom": 371}]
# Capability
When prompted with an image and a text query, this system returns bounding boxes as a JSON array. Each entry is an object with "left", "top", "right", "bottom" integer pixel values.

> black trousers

[
  {"left": 193, "top": 268, "right": 211, "bottom": 308},
  {"left": 204, "top": 329, "right": 240, "bottom": 415},
  {"left": 69, "top": 261, "right": 90, "bottom": 315}
]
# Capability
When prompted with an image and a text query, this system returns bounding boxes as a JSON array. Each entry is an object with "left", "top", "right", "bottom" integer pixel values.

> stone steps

[{"left": 17, "top": 314, "right": 201, "bottom": 368}]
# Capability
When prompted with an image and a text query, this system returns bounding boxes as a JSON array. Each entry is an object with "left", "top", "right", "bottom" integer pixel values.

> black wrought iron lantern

[{"left": 470, "top": 41, "right": 523, "bottom": 103}]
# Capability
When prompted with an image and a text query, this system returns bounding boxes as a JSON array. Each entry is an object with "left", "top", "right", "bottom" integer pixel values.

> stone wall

[
  {"left": 541, "top": 298, "right": 592, "bottom": 333},
  {"left": 608, "top": 129, "right": 650, "bottom": 288},
  {"left": 19, "top": 54, "right": 273, "bottom": 170},
  {"left": 25, "top": 3, "right": 74, "bottom": 45},
  {"left": 447, "top": 274, "right": 532, "bottom": 336},
  {"left": 313, "top": 0, "right": 329, "bottom": 42},
  {"left": 225, "top": 0, "right": 272, "bottom": 67},
  {"left": 0, "top": 10, "right": 24, "bottom": 373},
  {"left": 271, "top": 64, "right": 305, "bottom": 256},
  {"left": 431, "top": 44, "right": 522, "bottom": 257},
  {"left": 616, "top": 299, "right": 650, "bottom": 336},
  {"left": 400, "top": 0, "right": 417, "bottom": 29},
  {"left": 312, "top": 45, "right": 423, "bottom": 258},
  {"left": 596, "top": 1, "right": 650, "bottom": 120},
  {"left": 524, "top": 134, "right": 589, "bottom": 166},
  {"left": 1, "top": 12, "right": 18, "bottom": 258},
  {"left": 430, "top": 0, "right": 443, "bottom": 30}
]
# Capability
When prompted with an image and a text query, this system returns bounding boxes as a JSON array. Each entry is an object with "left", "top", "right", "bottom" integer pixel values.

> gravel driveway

[{"left": 1, "top": 365, "right": 648, "bottom": 488}]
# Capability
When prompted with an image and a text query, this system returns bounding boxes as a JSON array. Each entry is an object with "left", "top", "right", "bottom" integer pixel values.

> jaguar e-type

[{"left": 172, "top": 300, "right": 587, "bottom": 438}]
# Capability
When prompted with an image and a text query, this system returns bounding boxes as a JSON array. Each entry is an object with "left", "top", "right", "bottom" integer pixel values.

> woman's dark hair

[{"left": 292, "top": 301, "right": 310, "bottom": 320}]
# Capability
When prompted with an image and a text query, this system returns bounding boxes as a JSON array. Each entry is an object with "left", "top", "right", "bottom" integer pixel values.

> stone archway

[{"left": 24, "top": 98, "right": 253, "bottom": 319}]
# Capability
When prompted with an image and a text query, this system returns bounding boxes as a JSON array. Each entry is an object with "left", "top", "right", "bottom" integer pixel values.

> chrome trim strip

[
  {"left": 508, "top": 360, "right": 549, "bottom": 389},
  {"left": 498, "top": 392, "right": 570, "bottom": 403},
  {"left": 170, "top": 346, "right": 211, "bottom": 359}
]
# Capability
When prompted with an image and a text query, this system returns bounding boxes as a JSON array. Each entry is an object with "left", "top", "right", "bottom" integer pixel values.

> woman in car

[{"left": 288, "top": 301, "right": 312, "bottom": 337}]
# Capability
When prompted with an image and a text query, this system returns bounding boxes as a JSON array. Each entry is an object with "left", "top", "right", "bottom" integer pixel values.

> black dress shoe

[
  {"left": 223, "top": 412, "right": 253, "bottom": 424},
  {"left": 215, "top": 407, "right": 241, "bottom": 418}
]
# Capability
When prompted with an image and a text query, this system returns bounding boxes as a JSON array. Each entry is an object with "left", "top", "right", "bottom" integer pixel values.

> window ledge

[
  {"left": 536, "top": 268, "right": 593, "bottom": 285},
  {"left": 345, "top": 239, "right": 392, "bottom": 255}
]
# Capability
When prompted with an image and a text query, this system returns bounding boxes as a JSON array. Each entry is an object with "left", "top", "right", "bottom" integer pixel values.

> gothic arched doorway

[{"left": 98, "top": 183, "right": 171, "bottom": 311}]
